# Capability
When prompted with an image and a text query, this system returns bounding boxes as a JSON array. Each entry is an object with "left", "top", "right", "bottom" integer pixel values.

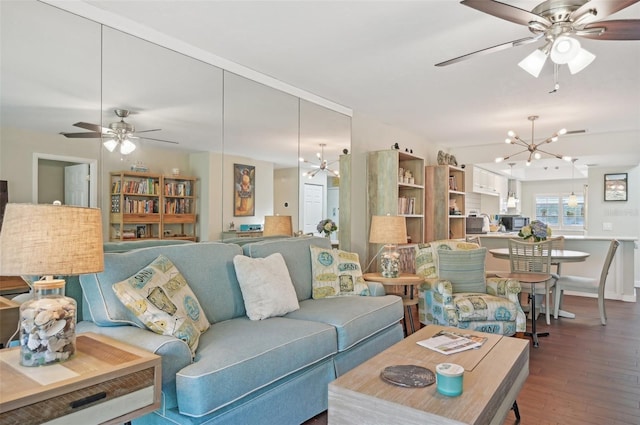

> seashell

[
  {"left": 44, "top": 319, "right": 66, "bottom": 337},
  {"left": 21, "top": 308, "right": 37, "bottom": 320},
  {"left": 27, "top": 333, "right": 41, "bottom": 350},
  {"left": 35, "top": 310, "right": 53, "bottom": 326},
  {"left": 21, "top": 318, "right": 36, "bottom": 334},
  {"left": 47, "top": 336, "right": 67, "bottom": 352}
]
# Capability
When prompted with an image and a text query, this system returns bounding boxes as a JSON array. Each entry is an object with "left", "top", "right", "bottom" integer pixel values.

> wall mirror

[
  {"left": 1, "top": 0, "right": 351, "bottom": 244},
  {"left": 0, "top": 0, "right": 101, "bottom": 207},
  {"left": 299, "top": 99, "right": 351, "bottom": 240},
  {"left": 221, "top": 72, "right": 299, "bottom": 240}
]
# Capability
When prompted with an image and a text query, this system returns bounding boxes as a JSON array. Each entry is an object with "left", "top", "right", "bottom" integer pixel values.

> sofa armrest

[
  {"left": 77, "top": 321, "right": 192, "bottom": 410},
  {"left": 417, "top": 279, "right": 457, "bottom": 327}
]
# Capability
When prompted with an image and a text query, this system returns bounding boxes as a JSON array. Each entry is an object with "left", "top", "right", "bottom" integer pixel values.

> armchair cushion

[
  {"left": 437, "top": 248, "right": 487, "bottom": 293},
  {"left": 452, "top": 293, "right": 518, "bottom": 322},
  {"left": 415, "top": 240, "right": 479, "bottom": 279}
]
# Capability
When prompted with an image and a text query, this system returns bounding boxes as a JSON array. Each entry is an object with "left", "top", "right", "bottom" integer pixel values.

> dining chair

[
  {"left": 508, "top": 239, "right": 555, "bottom": 325},
  {"left": 549, "top": 236, "right": 565, "bottom": 275},
  {"left": 553, "top": 239, "right": 619, "bottom": 325}
]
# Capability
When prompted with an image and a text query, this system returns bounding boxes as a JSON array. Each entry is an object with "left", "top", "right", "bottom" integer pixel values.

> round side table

[{"left": 362, "top": 272, "right": 424, "bottom": 336}]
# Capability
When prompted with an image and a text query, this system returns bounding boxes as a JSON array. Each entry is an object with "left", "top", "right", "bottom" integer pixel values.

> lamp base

[
  {"left": 380, "top": 248, "right": 400, "bottom": 278},
  {"left": 19, "top": 277, "right": 76, "bottom": 366}
]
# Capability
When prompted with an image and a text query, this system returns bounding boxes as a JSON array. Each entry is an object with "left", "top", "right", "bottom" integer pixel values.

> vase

[{"left": 19, "top": 279, "right": 76, "bottom": 366}]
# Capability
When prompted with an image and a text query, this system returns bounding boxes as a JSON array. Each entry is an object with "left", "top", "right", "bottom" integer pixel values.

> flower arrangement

[
  {"left": 518, "top": 220, "right": 552, "bottom": 242},
  {"left": 317, "top": 219, "right": 337, "bottom": 237}
]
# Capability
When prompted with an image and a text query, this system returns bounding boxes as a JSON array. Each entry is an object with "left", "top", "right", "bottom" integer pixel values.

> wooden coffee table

[{"left": 328, "top": 325, "right": 529, "bottom": 425}]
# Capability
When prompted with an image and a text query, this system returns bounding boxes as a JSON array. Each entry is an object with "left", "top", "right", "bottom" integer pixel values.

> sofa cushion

[
  {"left": 285, "top": 295, "right": 403, "bottom": 351},
  {"left": 233, "top": 253, "right": 299, "bottom": 320},
  {"left": 437, "top": 248, "right": 487, "bottom": 293},
  {"left": 309, "top": 246, "right": 370, "bottom": 299},
  {"left": 175, "top": 316, "right": 336, "bottom": 417},
  {"left": 112, "top": 255, "right": 209, "bottom": 355},
  {"left": 80, "top": 242, "right": 245, "bottom": 327},
  {"left": 242, "top": 236, "right": 331, "bottom": 301}
]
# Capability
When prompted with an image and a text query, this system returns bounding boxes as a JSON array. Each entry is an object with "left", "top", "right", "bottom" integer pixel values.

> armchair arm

[
  {"left": 418, "top": 279, "right": 458, "bottom": 327},
  {"left": 486, "top": 278, "right": 527, "bottom": 333}
]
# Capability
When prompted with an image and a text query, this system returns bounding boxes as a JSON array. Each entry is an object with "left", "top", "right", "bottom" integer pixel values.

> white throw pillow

[{"left": 233, "top": 253, "right": 300, "bottom": 320}]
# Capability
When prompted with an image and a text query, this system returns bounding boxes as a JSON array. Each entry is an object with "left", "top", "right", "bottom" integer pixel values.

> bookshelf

[
  {"left": 367, "top": 150, "right": 424, "bottom": 270},
  {"left": 110, "top": 171, "right": 197, "bottom": 241},
  {"left": 425, "top": 165, "right": 466, "bottom": 241}
]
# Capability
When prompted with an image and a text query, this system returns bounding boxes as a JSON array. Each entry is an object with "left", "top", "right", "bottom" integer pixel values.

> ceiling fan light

[
  {"left": 120, "top": 139, "right": 136, "bottom": 155},
  {"left": 103, "top": 139, "right": 118, "bottom": 152},
  {"left": 518, "top": 48, "right": 548, "bottom": 78},
  {"left": 550, "top": 36, "right": 581, "bottom": 64},
  {"left": 567, "top": 48, "right": 596, "bottom": 74}
]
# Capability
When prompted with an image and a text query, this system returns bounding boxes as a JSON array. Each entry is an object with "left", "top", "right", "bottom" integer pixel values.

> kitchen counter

[{"left": 481, "top": 233, "right": 638, "bottom": 241}]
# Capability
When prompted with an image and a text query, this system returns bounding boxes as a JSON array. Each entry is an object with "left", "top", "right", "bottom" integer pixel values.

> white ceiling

[{"left": 39, "top": 1, "right": 640, "bottom": 179}]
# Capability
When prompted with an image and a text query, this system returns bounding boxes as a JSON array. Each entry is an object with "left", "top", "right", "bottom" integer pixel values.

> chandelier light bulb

[
  {"left": 558, "top": 128, "right": 567, "bottom": 135},
  {"left": 507, "top": 130, "right": 516, "bottom": 138},
  {"left": 534, "top": 152, "right": 542, "bottom": 159},
  {"left": 505, "top": 138, "right": 512, "bottom": 144},
  {"left": 562, "top": 155, "right": 572, "bottom": 162},
  {"left": 495, "top": 157, "right": 505, "bottom": 163},
  {"left": 526, "top": 160, "right": 532, "bottom": 166}
]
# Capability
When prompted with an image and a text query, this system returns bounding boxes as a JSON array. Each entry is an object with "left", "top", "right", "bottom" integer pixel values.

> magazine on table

[{"left": 417, "top": 330, "right": 488, "bottom": 355}]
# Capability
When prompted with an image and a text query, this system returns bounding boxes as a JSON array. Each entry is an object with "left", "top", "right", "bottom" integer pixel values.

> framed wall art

[
  {"left": 234, "top": 164, "right": 255, "bottom": 216},
  {"left": 604, "top": 173, "right": 627, "bottom": 202}
]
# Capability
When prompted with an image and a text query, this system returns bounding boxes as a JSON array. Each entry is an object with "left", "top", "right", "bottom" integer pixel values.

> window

[{"left": 534, "top": 193, "right": 584, "bottom": 229}]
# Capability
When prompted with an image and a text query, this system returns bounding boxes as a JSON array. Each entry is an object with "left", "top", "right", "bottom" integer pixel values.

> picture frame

[
  {"left": 234, "top": 163, "right": 255, "bottom": 216},
  {"left": 136, "top": 225, "right": 146, "bottom": 238},
  {"left": 604, "top": 173, "right": 627, "bottom": 201}
]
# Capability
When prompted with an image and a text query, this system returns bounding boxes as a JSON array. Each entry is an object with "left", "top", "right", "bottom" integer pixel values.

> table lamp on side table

[
  {"left": 0, "top": 203, "right": 104, "bottom": 366},
  {"left": 369, "top": 215, "right": 407, "bottom": 278}
]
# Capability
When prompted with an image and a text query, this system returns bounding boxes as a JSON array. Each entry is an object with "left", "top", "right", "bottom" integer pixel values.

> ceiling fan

[
  {"left": 436, "top": 0, "right": 640, "bottom": 76},
  {"left": 299, "top": 143, "right": 339, "bottom": 178},
  {"left": 60, "top": 109, "right": 178, "bottom": 154}
]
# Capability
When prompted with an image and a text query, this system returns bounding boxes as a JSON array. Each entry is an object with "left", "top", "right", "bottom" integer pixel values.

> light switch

[{"left": 603, "top": 222, "right": 613, "bottom": 231}]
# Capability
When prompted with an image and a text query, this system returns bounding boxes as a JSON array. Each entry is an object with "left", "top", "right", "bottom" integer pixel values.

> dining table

[{"left": 489, "top": 247, "right": 591, "bottom": 319}]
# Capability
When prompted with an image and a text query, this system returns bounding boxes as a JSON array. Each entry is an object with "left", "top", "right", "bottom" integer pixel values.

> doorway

[
  {"left": 32, "top": 153, "right": 98, "bottom": 207},
  {"left": 303, "top": 183, "right": 324, "bottom": 235}
]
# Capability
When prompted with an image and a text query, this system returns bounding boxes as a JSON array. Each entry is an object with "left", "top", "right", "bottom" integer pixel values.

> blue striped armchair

[{"left": 416, "top": 240, "right": 526, "bottom": 336}]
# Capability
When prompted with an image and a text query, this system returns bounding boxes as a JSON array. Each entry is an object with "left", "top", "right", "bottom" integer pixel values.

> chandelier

[
  {"left": 299, "top": 143, "right": 339, "bottom": 178},
  {"left": 495, "top": 116, "right": 571, "bottom": 166}
]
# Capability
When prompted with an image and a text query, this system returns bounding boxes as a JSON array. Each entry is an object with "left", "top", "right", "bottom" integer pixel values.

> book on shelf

[{"left": 416, "top": 330, "right": 487, "bottom": 355}]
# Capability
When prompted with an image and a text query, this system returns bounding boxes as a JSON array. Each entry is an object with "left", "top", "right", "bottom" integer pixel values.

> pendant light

[
  {"left": 506, "top": 163, "right": 517, "bottom": 209},
  {"left": 568, "top": 159, "right": 578, "bottom": 207}
]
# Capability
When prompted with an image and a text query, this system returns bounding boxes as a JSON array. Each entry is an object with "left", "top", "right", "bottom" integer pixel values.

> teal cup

[{"left": 436, "top": 363, "right": 464, "bottom": 397}]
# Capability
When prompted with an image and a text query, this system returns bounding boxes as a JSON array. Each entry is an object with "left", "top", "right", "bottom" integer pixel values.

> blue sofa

[{"left": 78, "top": 236, "right": 404, "bottom": 424}]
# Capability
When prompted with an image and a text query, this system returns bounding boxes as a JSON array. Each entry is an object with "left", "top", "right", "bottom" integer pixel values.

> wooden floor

[{"left": 304, "top": 294, "right": 640, "bottom": 425}]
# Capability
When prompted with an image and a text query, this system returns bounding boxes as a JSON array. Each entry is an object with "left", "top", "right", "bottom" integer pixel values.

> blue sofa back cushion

[
  {"left": 242, "top": 236, "right": 331, "bottom": 301},
  {"left": 80, "top": 242, "right": 245, "bottom": 327}
]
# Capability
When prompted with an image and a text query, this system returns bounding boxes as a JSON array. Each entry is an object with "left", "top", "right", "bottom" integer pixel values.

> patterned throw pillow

[
  {"left": 112, "top": 255, "right": 210, "bottom": 356},
  {"left": 309, "top": 246, "right": 370, "bottom": 299},
  {"left": 437, "top": 248, "right": 487, "bottom": 293},
  {"left": 233, "top": 253, "right": 300, "bottom": 320}
]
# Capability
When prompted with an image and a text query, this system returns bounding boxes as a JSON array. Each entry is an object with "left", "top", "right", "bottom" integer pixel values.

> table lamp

[
  {"left": 0, "top": 203, "right": 104, "bottom": 366},
  {"left": 263, "top": 215, "right": 293, "bottom": 237},
  {"left": 369, "top": 215, "right": 407, "bottom": 278}
]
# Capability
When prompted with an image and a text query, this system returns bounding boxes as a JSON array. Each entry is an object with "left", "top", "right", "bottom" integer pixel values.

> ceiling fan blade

[
  {"left": 435, "top": 35, "right": 543, "bottom": 66},
  {"left": 137, "top": 136, "right": 179, "bottom": 144},
  {"left": 60, "top": 131, "right": 102, "bottom": 138},
  {"left": 72, "top": 122, "right": 107, "bottom": 132},
  {"left": 571, "top": 0, "right": 639, "bottom": 24},
  {"left": 461, "top": 0, "right": 551, "bottom": 27},
  {"left": 134, "top": 128, "right": 162, "bottom": 134},
  {"left": 580, "top": 19, "right": 640, "bottom": 40}
]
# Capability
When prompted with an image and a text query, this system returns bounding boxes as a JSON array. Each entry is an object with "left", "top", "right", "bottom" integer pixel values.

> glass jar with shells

[{"left": 19, "top": 279, "right": 76, "bottom": 366}]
